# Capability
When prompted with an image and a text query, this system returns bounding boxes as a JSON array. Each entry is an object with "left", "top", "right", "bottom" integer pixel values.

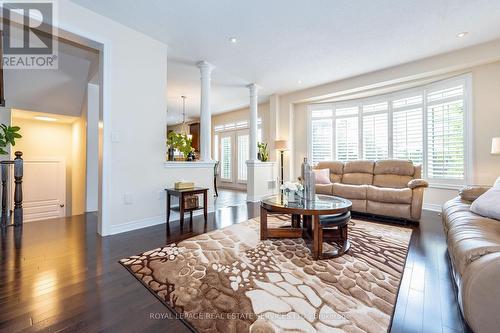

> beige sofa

[
  {"left": 315, "top": 160, "right": 428, "bottom": 221},
  {"left": 442, "top": 191, "right": 500, "bottom": 333}
]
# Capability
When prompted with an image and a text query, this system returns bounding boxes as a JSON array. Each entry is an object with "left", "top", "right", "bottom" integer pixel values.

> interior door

[{"left": 22, "top": 159, "right": 66, "bottom": 222}]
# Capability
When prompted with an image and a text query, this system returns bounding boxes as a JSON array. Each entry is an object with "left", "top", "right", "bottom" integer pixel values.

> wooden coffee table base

[{"left": 260, "top": 207, "right": 325, "bottom": 260}]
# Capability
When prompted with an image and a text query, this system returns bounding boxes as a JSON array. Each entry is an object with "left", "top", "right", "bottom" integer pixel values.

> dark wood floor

[{"left": 0, "top": 190, "right": 469, "bottom": 333}]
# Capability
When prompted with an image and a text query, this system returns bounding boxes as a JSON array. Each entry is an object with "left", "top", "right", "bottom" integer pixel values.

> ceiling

[
  {"left": 4, "top": 34, "right": 99, "bottom": 117},
  {"left": 70, "top": 0, "right": 500, "bottom": 124}
]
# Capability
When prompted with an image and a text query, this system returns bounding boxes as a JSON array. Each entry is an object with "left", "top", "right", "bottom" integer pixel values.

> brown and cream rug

[{"left": 120, "top": 216, "right": 412, "bottom": 333}]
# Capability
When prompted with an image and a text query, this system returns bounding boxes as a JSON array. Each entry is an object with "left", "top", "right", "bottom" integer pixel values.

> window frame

[{"left": 307, "top": 74, "right": 472, "bottom": 189}]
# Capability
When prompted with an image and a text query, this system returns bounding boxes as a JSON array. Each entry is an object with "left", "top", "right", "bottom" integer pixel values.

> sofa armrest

[
  {"left": 459, "top": 186, "right": 490, "bottom": 202},
  {"left": 461, "top": 252, "right": 500, "bottom": 333},
  {"left": 408, "top": 178, "right": 429, "bottom": 189}
]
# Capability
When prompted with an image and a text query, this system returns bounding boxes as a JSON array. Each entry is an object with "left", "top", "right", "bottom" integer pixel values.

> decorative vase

[
  {"left": 286, "top": 191, "right": 296, "bottom": 202},
  {"left": 167, "top": 148, "right": 175, "bottom": 161}
]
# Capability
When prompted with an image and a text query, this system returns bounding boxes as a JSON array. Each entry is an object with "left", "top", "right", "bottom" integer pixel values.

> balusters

[
  {"left": 13, "top": 151, "right": 23, "bottom": 226},
  {"left": 1, "top": 161, "right": 7, "bottom": 227}
]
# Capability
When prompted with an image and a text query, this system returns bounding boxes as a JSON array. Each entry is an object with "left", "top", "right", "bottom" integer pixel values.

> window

[
  {"left": 335, "top": 107, "right": 359, "bottom": 161},
  {"left": 311, "top": 118, "right": 333, "bottom": 164},
  {"left": 213, "top": 134, "right": 219, "bottom": 160},
  {"left": 392, "top": 95, "right": 423, "bottom": 164},
  {"left": 362, "top": 102, "right": 388, "bottom": 160},
  {"left": 427, "top": 85, "right": 465, "bottom": 181},
  {"left": 309, "top": 75, "right": 470, "bottom": 185},
  {"left": 237, "top": 134, "right": 249, "bottom": 181},
  {"left": 220, "top": 136, "right": 232, "bottom": 181}
]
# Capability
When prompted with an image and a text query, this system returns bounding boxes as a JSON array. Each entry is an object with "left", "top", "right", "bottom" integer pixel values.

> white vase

[{"left": 286, "top": 191, "right": 296, "bottom": 202}]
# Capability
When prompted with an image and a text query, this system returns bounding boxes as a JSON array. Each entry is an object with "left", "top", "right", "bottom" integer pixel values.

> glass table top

[{"left": 262, "top": 194, "right": 352, "bottom": 211}]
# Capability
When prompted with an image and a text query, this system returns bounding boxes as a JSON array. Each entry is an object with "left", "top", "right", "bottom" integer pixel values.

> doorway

[{"left": 218, "top": 129, "right": 249, "bottom": 190}]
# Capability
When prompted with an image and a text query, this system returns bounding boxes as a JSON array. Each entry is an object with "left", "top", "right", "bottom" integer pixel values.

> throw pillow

[
  {"left": 470, "top": 186, "right": 500, "bottom": 220},
  {"left": 313, "top": 168, "right": 331, "bottom": 185}
]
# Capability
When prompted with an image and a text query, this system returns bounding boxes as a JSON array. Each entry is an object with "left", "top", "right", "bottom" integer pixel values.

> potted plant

[
  {"left": 166, "top": 131, "right": 194, "bottom": 161},
  {"left": 257, "top": 142, "right": 269, "bottom": 162},
  {"left": 0, "top": 124, "right": 22, "bottom": 155}
]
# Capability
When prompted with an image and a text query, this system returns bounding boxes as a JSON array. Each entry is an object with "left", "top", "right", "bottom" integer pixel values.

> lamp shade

[
  {"left": 492, "top": 137, "right": 500, "bottom": 155},
  {"left": 274, "top": 140, "right": 289, "bottom": 151}
]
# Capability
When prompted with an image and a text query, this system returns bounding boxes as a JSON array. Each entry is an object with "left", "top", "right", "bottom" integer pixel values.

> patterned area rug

[{"left": 120, "top": 216, "right": 412, "bottom": 333}]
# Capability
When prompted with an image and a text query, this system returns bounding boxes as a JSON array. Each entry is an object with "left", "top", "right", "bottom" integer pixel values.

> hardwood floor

[{"left": 0, "top": 191, "right": 469, "bottom": 333}]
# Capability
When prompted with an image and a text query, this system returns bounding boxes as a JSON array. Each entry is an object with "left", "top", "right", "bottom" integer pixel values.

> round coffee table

[{"left": 260, "top": 195, "right": 352, "bottom": 260}]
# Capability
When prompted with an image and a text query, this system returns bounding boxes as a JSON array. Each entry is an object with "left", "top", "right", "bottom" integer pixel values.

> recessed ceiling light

[
  {"left": 457, "top": 32, "right": 468, "bottom": 38},
  {"left": 297, "top": 80, "right": 303, "bottom": 84},
  {"left": 34, "top": 116, "right": 57, "bottom": 122},
  {"left": 228, "top": 37, "right": 238, "bottom": 44}
]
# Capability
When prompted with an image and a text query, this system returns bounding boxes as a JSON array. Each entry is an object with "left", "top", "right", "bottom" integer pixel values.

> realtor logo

[{"left": 1, "top": 1, "right": 58, "bottom": 69}]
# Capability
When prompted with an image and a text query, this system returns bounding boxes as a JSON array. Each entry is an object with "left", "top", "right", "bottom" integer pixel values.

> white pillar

[
  {"left": 247, "top": 83, "right": 259, "bottom": 161},
  {"left": 197, "top": 61, "right": 215, "bottom": 161}
]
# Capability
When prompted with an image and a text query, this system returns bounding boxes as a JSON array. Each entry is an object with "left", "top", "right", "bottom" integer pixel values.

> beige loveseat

[
  {"left": 442, "top": 192, "right": 500, "bottom": 333},
  {"left": 315, "top": 160, "right": 428, "bottom": 221}
]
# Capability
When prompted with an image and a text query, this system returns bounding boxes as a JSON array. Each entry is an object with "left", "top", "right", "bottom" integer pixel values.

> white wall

[
  {"left": 55, "top": 1, "right": 168, "bottom": 235},
  {"left": 85, "top": 83, "right": 99, "bottom": 212},
  {"left": 11, "top": 116, "right": 87, "bottom": 215},
  {"left": 276, "top": 40, "right": 500, "bottom": 209}
]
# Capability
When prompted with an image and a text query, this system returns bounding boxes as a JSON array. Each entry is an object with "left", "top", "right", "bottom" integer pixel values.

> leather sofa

[
  {"left": 315, "top": 160, "right": 428, "bottom": 221},
  {"left": 442, "top": 190, "right": 500, "bottom": 333}
]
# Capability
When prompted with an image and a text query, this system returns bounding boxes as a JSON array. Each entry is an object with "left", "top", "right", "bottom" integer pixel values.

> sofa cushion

[
  {"left": 350, "top": 199, "right": 367, "bottom": 213},
  {"left": 344, "top": 160, "right": 374, "bottom": 174},
  {"left": 374, "top": 160, "right": 414, "bottom": 176},
  {"left": 471, "top": 186, "right": 500, "bottom": 220},
  {"left": 316, "top": 161, "right": 343, "bottom": 183},
  {"left": 367, "top": 201, "right": 411, "bottom": 219},
  {"left": 316, "top": 184, "right": 333, "bottom": 195},
  {"left": 367, "top": 185, "right": 412, "bottom": 204},
  {"left": 373, "top": 174, "right": 413, "bottom": 189},
  {"left": 332, "top": 183, "right": 367, "bottom": 200},
  {"left": 342, "top": 173, "right": 373, "bottom": 186},
  {"left": 443, "top": 197, "right": 500, "bottom": 276}
]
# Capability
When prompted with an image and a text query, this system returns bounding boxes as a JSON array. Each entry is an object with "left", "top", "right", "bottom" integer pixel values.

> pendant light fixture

[{"left": 180, "top": 95, "right": 192, "bottom": 139}]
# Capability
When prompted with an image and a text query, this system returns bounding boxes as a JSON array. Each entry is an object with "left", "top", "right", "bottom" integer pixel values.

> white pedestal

[{"left": 246, "top": 161, "right": 278, "bottom": 202}]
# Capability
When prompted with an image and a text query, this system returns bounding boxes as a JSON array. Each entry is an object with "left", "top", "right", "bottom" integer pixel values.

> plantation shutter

[
  {"left": 311, "top": 118, "right": 333, "bottom": 164},
  {"left": 220, "top": 136, "right": 232, "bottom": 180},
  {"left": 392, "top": 95, "right": 424, "bottom": 165},
  {"left": 335, "top": 116, "right": 359, "bottom": 161},
  {"left": 237, "top": 134, "right": 249, "bottom": 181},
  {"left": 426, "top": 85, "right": 465, "bottom": 180},
  {"left": 362, "top": 102, "right": 388, "bottom": 160}
]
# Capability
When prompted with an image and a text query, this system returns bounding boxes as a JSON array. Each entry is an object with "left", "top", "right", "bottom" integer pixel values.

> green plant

[
  {"left": 257, "top": 142, "right": 269, "bottom": 162},
  {"left": 0, "top": 124, "right": 21, "bottom": 155},
  {"left": 166, "top": 131, "right": 193, "bottom": 159}
]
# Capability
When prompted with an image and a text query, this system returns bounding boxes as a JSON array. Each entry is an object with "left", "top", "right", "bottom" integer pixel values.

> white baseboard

[
  {"left": 423, "top": 203, "right": 442, "bottom": 212},
  {"left": 107, "top": 208, "right": 212, "bottom": 236}
]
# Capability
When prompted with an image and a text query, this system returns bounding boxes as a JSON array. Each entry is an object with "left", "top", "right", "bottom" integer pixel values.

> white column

[
  {"left": 247, "top": 83, "right": 259, "bottom": 161},
  {"left": 197, "top": 61, "right": 215, "bottom": 161}
]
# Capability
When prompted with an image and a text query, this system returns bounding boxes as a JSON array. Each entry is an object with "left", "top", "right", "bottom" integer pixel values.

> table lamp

[
  {"left": 275, "top": 140, "right": 289, "bottom": 187},
  {"left": 491, "top": 137, "right": 500, "bottom": 155}
]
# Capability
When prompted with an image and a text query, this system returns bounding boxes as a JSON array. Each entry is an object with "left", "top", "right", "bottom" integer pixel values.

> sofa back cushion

[
  {"left": 342, "top": 160, "right": 374, "bottom": 185},
  {"left": 316, "top": 161, "right": 343, "bottom": 183},
  {"left": 373, "top": 160, "right": 415, "bottom": 189}
]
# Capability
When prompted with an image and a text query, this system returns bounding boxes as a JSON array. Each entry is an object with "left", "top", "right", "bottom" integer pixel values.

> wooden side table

[{"left": 165, "top": 187, "right": 208, "bottom": 227}]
